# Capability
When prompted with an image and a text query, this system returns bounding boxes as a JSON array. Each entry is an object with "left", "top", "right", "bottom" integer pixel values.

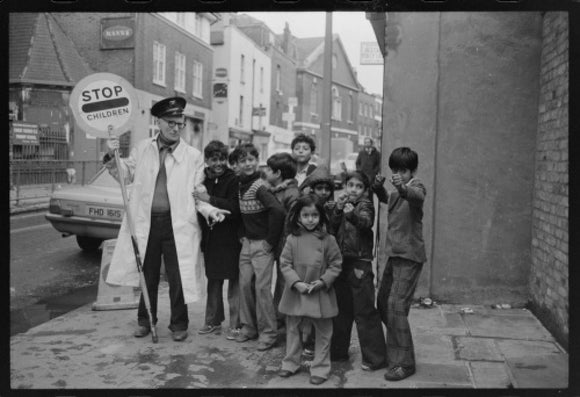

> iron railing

[{"left": 10, "top": 160, "right": 102, "bottom": 208}]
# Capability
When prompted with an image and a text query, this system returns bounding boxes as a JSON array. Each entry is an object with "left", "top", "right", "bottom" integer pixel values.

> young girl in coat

[{"left": 277, "top": 194, "right": 342, "bottom": 385}]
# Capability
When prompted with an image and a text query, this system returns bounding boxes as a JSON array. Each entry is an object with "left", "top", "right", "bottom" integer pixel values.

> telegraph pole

[{"left": 320, "top": 12, "right": 333, "bottom": 168}]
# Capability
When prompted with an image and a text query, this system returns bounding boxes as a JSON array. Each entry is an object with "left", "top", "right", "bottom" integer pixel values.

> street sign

[
  {"left": 69, "top": 73, "right": 138, "bottom": 138},
  {"left": 360, "top": 42, "right": 384, "bottom": 65},
  {"left": 252, "top": 107, "right": 266, "bottom": 116},
  {"left": 288, "top": 97, "right": 298, "bottom": 108}
]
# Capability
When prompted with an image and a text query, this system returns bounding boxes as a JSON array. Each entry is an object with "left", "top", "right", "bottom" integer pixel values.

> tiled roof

[
  {"left": 294, "top": 37, "right": 324, "bottom": 65},
  {"left": 9, "top": 13, "right": 92, "bottom": 86}
]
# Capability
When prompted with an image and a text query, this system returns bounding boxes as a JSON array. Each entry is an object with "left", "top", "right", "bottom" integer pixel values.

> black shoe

[
  {"left": 172, "top": 330, "right": 188, "bottom": 342},
  {"left": 278, "top": 369, "right": 299, "bottom": 378},
  {"left": 133, "top": 326, "right": 151, "bottom": 338},
  {"left": 310, "top": 376, "right": 326, "bottom": 385},
  {"left": 257, "top": 341, "right": 276, "bottom": 351},
  {"left": 384, "top": 366, "right": 416, "bottom": 381}
]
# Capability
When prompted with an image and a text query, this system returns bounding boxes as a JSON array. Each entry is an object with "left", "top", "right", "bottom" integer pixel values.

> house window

[
  {"left": 348, "top": 93, "right": 354, "bottom": 122},
  {"left": 276, "top": 65, "right": 281, "bottom": 91},
  {"left": 332, "top": 86, "right": 341, "bottom": 120},
  {"left": 153, "top": 41, "right": 166, "bottom": 86},
  {"left": 260, "top": 66, "right": 264, "bottom": 93},
  {"left": 332, "top": 54, "right": 337, "bottom": 69},
  {"left": 310, "top": 80, "right": 318, "bottom": 114},
  {"left": 193, "top": 61, "right": 203, "bottom": 98},
  {"left": 174, "top": 52, "right": 186, "bottom": 93},
  {"left": 239, "top": 95, "right": 244, "bottom": 126},
  {"left": 359, "top": 103, "right": 363, "bottom": 116},
  {"left": 176, "top": 13, "right": 186, "bottom": 27},
  {"left": 240, "top": 55, "right": 245, "bottom": 84},
  {"left": 195, "top": 14, "right": 203, "bottom": 37}
]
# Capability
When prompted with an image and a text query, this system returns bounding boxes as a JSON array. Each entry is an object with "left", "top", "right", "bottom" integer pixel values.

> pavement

[{"left": 10, "top": 281, "right": 569, "bottom": 390}]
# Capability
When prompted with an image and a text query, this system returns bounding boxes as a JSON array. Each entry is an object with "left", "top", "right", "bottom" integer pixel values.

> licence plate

[{"left": 87, "top": 206, "right": 123, "bottom": 220}]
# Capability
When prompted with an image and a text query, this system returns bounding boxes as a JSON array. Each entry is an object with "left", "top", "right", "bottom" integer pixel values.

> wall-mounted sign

[
  {"left": 11, "top": 122, "right": 39, "bottom": 145},
  {"left": 69, "top": 73, "right": 137, "bottom": 138},
  {"left": 360, "top": 42, "right": 383, "bottom": 65},
  {"left": 213, "top": 83, "right": 228, "bottom": 98},
  {"left": 252, "top": 107, "right": 266, "bottom": 117},
  {"left": 215, "top": 68, "right": 228, "bottom": 78},
  {"left": 101, "top": 17, "right": 135, "bottom": 50}
]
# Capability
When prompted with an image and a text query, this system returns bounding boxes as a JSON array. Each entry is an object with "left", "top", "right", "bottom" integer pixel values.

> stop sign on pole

[{"left": 69, "top": 73, "right": 138, "bottom": 138}]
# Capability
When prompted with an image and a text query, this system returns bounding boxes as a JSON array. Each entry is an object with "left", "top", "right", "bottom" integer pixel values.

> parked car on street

[
  {"left": 330, "top": 152, "right": 358, "bottom": 189},
  {"left": 45, "top": 167, "right": 124, "bottom": 251}
]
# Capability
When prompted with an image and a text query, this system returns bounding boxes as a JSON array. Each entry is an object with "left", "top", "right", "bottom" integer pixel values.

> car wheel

[{"left": 76, "top": 236, "right": 103, "bottom": 252}]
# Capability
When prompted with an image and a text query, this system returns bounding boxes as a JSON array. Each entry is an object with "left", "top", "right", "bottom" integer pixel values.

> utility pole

[{"left": 320, "top": 12, "right": 333, "bottom": 168}]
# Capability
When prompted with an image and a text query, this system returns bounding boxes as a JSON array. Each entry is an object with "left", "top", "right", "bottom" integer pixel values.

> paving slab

[
  {"left": 496, "top": 338, "right": 565, "bottom": 358},
  {"left": 411, "top": 306, "right": 469, "bottom": 336},
  {"left": 463, "top": 312, "right": 555, "bottom": 340},
  {"left": 414, "top": 333, "right": 457, "bottom": 364},
  {"left": 453, "top": 336, "right": 503, "bottom": 361},
  {"left": 507, "top": 353, "right": 568, "bottom": 388},
  {"left": 469, "top": 361, "right": 513, "bottom": 388}
]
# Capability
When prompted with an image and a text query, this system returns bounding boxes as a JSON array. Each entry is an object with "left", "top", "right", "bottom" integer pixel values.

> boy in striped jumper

[{"left": 235, "top": 143, "right": 286, "bottom": 351}]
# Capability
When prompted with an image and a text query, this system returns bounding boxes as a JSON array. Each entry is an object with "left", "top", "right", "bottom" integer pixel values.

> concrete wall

[
  {"left": 528, "top": 12, "right": 568, "bottom": 350},
  {"left": 379, "top": 12, "right": 543, "bottom": 302}
]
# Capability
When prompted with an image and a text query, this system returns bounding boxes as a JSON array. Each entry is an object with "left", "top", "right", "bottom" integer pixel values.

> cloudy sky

[{"left": 244, "top": 12, "right": 384, "bottom": 96}]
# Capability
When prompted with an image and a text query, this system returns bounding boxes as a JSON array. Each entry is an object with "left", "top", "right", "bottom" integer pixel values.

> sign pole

[{"left": 108, "top": 126, "right": 158, "bottom": 344}]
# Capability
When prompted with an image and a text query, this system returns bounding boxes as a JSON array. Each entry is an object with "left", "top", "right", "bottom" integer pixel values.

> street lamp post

[{"left": 320, "top": 12, "right": 333, "bottom": 169}]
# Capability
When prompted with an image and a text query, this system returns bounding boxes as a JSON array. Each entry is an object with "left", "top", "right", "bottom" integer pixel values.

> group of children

[{"left": 194, "top": 133, "right": 427, "bottom": 385}]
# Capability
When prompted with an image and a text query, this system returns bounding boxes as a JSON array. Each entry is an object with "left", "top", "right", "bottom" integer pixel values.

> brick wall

[{"left": 529, "top": 12, "right": 568, "bottom": 350}]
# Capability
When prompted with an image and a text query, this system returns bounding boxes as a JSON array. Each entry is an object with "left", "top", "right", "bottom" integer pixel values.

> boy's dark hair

[
  {"left": 287, "top": 194, "right": 328, "bottom": 235},
  {"left": 291, "top": 133, "right": 316, "bottom": 152},
  {"left": 204, "top": 140, "right": 228, "bottom": 159},
  {"left": 266, "top": 152, "right": 297, "bottom": 180},
  {"left": 228, "top": 147, "right": 242, "bottom": 166},
  {"left": 236, "top": 143, "right": 259, "bottom": 161},
  {"left": 388, "top": 147, "right": 418, "bottom": 172},
  {"left": 345, "top": 171, "right": 370, "bottom": 190}
]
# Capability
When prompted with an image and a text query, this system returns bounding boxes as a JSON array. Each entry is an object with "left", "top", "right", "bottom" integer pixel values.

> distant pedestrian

[
  {"left": 104, "top": 97, "right": 230, "bottom": 342},
  {"left": 356, "top": 138, "right": 381, "bottom": 199},
  {"left": 277, "top": 194, "right": 342, "bottom": 385},
  {"left": 194, "top": 140, "right": 242, "bottom": 340},
  {"left": 263, "top": 152, "right": 300, "bottom": 333},
  {"left": 235, "top": 143, "right": 286, "bottom": 351},
  {"left": 329, "top": 171, "right": 387, "bottom": 371},
  {"left": 372, "top": 147, "right": 426, "bottom": 381}
]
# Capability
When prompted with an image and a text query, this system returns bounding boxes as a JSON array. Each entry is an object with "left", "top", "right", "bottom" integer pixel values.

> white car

[{"left": 45, "top": 167, "right": 124, "bottom": 251}]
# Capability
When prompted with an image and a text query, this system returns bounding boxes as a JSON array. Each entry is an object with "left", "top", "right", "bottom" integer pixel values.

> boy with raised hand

[
  {"left": 235, "top": 143, "right": 286, "bottom": 351},
  {"left": 372, "top": 147, "right": 427, "bottom": 381}
]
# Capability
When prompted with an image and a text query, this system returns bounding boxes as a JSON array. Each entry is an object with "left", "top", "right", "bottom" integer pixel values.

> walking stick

[{"left": 109, "top": 127, "right": 158, "bottom": 343}]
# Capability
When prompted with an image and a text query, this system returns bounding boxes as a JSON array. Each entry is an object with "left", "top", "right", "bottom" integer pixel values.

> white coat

[{"left": 105, "top": 136, "right": 216, "bottom": 303}]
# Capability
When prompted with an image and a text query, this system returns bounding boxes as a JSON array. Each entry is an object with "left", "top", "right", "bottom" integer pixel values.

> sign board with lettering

[
  {"left": 69, "top": 73, "right": 138, "bottom": 138},
  {"left": 360, "top": 42, "right": 384, "bottom": 65},
  {"left": 101, "top": 17, "right": 135, "bottom": 50},
  {"left": 11, "top": 122, "right": 39, "bottom": 145}
]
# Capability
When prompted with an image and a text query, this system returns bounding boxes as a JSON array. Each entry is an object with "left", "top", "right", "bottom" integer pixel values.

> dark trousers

[
  {"left": 331, "top": 258, "right": 387, "bottom": 368},
  {"left": 377, "top": 256, "right": 423, "bottom": 368},
  {"left": 205, "top": 277, "right": 241, "bottom": 329},
  {"left": 137, "top": 213, "right": 188, "bottom": 332}
]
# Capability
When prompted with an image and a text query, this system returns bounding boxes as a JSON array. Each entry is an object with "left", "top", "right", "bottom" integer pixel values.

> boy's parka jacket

[
  {"left": 329, "top": 196, "right": 375, "bottom": 260},
  {"left": 278, "top": 228, "right": 342, "bottom": 318}
]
